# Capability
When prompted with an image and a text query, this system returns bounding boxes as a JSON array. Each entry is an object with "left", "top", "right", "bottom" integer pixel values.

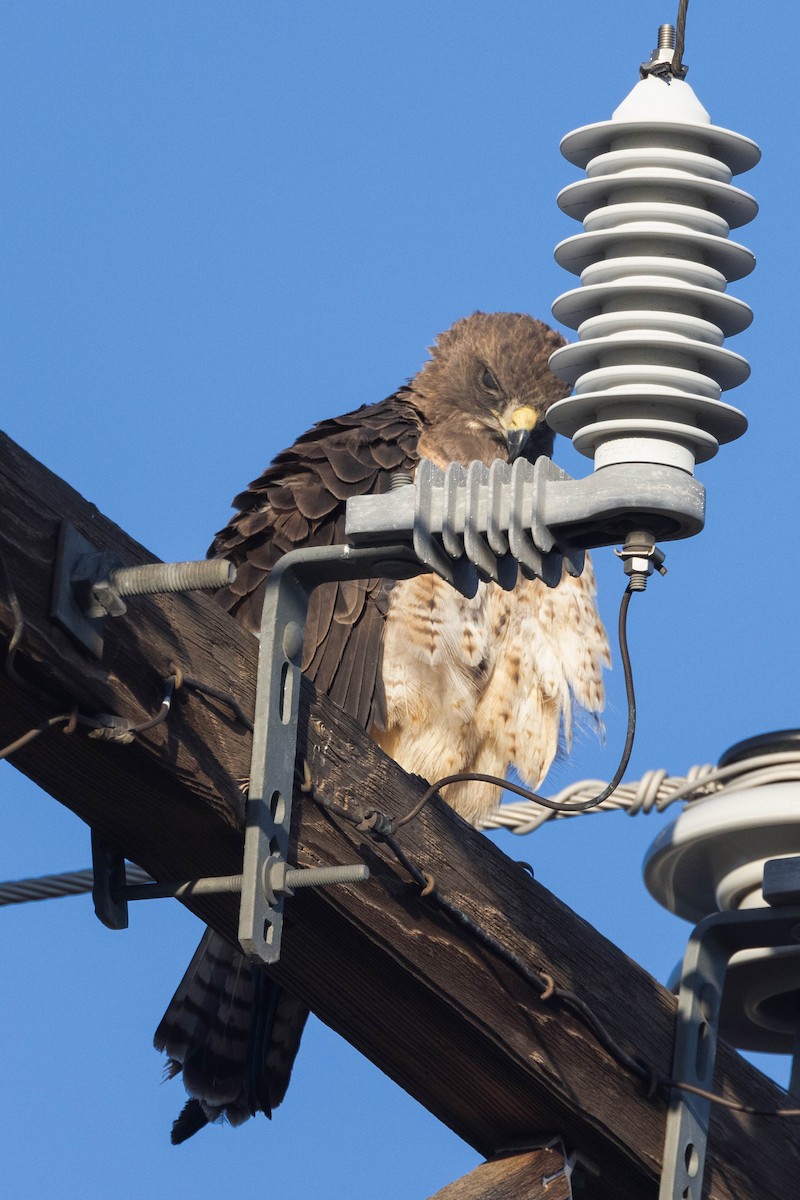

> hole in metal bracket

[
  {"left": 271, "top": 790, "right": 286, "bottom": 824},
  {"left": 279, "top": 661, "right": 293, "bottom": 724},
  {"left": 695, "top": 1020, "right": 709, "bottom": 1079}
]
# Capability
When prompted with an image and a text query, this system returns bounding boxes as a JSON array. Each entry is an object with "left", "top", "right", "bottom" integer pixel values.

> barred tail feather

[{"left": 155, "top": 929, "right": 308, "bottom": 1140}]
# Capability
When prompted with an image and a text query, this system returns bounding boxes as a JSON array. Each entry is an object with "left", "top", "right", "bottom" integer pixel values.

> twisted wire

[
  {"left": 481, "top": 752, "right": 800, "bottom": 835},
  {"left": 0, "top": 864, "right": 152, "bottom": 907}
]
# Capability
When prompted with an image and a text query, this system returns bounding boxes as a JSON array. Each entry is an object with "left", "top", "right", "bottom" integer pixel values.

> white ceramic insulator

[{"left": 548, "top": 75, "right": 760, "bottom": 473}]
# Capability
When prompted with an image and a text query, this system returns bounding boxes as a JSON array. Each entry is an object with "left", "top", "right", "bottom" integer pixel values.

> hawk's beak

[{"left": 503, "top": 405, "right": 539, "bottom": 462}]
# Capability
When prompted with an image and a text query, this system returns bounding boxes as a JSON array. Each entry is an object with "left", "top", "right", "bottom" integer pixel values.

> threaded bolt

[
  {"left": 628, "top": 573, "right": 649, "bottom": 593},
  {"left": 262, "top": 859, "right": 370, "bottom": 905},
  {"left": 390, "top": 471, "right": 414, "bottom": 490},
  {"left": 108, "top": 558, "right": 236, "bottom": 598},
  {"left": 284, "top": 863, "right": 369, "bottom": 890},
  {"left": 658, "top": 23, "right": 675, "bottom": 49}
]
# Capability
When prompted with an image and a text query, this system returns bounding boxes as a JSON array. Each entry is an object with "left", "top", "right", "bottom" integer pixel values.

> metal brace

[
  {"left": 90, "top": 831, "right": 369, "bottom": 934},
  {"left": 492, "top": 1136, "right": 600, "bottom": 1197},
  {"left": 659, "top": 863, "right": 800, "bottom": 1200},
  {"left": 238, "top": 541, "right": 424, "bottom": 965},
  {"left": 240, "top": 461, "right": 685, "bottom": 966},
  {"left": 90, "top": 518, "right": 595, "bottom": 964}
]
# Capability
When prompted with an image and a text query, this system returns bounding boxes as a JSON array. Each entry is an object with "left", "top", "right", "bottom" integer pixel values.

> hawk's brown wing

[{"left": 211, "top": 390, "right": 422, "bottom": 728}]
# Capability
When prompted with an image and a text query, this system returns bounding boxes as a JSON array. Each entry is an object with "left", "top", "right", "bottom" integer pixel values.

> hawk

[{"left": 154, "top": 311, "right": 610, "bottom": 1140}]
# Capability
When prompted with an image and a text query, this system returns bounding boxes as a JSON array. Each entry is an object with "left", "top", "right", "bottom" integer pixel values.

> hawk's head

[{"left": 412, "top": 311, "right": 570, "bottom": 467}]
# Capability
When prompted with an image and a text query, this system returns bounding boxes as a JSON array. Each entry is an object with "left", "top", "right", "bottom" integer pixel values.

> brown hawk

[{"left": 154, "top": 311, "right": 610, "bottom": 1140}]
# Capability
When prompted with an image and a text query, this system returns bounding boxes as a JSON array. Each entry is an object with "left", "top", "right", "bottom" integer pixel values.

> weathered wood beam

[
  {"left": 1, "top": 429, "right": 797, "bottom": 1200},
  {"left": 428, "top": 1145, "right": 573, "bottom": 1200}
]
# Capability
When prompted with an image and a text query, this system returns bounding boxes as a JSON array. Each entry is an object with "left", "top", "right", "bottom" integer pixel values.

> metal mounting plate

[
  {"left": 51, "top": 522, "right": 113, "bottom": 657},
  {"left": 90, "top": 830, "right": 129, "bottom": 929}
]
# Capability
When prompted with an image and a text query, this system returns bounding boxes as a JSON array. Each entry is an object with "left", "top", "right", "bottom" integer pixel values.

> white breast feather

[{"left": 371, "top": 555, "right": 610, "bottom": 825}]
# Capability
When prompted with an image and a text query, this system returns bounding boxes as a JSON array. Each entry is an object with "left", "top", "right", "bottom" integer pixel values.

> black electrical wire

[
  {"left": 178, "top": 672, "right": 254, "bottom": 732},
  {"left": 0, "top": 712, "right": 77, "bottom": 761}
]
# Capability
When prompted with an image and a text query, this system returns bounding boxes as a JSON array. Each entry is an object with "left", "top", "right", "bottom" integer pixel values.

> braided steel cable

[{"left": 0, "top": 864, "right": 152, "bottom": 907}]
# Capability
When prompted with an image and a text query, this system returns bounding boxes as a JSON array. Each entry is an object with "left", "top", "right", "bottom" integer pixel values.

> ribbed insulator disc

[
  {"left": 556, "top": 327, "right": 748, "bottom": 382},
  {"left": 552, "top": 280, "right": 753, "bottom": 338},
  {"left": 558, "top": 177, "right": 758, "bottom": 230},
  {"left": 559, "top": 115, "right": 760, "bottom": 174},
  {"left": 549, "top": 76, "right": 759, "bottom": 474}
]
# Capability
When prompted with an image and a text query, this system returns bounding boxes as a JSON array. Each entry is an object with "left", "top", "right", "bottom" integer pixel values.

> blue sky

[{"left": 1, "top": 3, "right": 798, "bottom": 1197}]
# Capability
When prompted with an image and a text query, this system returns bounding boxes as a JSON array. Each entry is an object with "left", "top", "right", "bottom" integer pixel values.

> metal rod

[
  {"left": 121, "top": 864, "right": 369, "bottom": 903},
  {"left": 121, "top": 874, "right": 244, "bottom": 901},
  {"left": 284, "top": 864, "right": 369, "bottom": 890}
]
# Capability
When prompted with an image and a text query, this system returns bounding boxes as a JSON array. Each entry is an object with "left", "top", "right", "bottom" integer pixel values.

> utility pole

[{"left": 0, "top": 430, "right": 796, "bottom": 1200}]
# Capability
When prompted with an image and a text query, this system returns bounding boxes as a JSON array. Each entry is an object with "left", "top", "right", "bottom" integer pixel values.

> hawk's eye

[{"left": 482, "top": 367, "right": 500, "bottom": 392}]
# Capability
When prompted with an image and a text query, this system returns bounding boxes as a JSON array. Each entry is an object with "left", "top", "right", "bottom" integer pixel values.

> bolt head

[{"left": 282, "top": 621, "right": 304, "bottom": 663}]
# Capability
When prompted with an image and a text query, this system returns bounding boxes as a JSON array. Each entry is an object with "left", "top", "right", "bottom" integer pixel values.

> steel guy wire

[{"left": 0, "top": 864, "right": 153, "bottom": 908}]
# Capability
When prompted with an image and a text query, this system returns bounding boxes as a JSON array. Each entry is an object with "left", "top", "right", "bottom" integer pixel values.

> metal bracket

[
  {"left": 90, "top": 830, "right": 130, "bottom": 930},
  {"left": 238, "top": 449, "right": 694, "bottom": 967},
  {"left": 660, "top": 884, "right": 800, "bottom": 1200},
  {"left": 90, "top": 827, "right": 368, "bottom": 927},
  {"left": 492, "top": 1136, "right": 600, "bottom": 1197},
  {"left": 52, "top": 523, "right": 115, "bottom": 657},
  {"left": 238, "top": 541, "right": 424, "bottom": 966}
]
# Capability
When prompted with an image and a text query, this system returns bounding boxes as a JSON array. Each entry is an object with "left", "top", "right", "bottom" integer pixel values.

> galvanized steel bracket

[
  {"left": 238, "top": 542, "right": 424, "bottom": 966},
  {"left": 85, "top": 542, "right": 422, "bottom": 963},
  {"left": 660, "top": 891, "right": 800, "bottom": 1200}
]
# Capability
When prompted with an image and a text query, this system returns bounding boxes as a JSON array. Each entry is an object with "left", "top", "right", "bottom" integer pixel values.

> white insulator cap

[
  {"left": 549, "top": 68, "right": 760, "bottom": 474},
  {"left": 644, "top": 731, "right": 800, "bottom": 1054}
]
